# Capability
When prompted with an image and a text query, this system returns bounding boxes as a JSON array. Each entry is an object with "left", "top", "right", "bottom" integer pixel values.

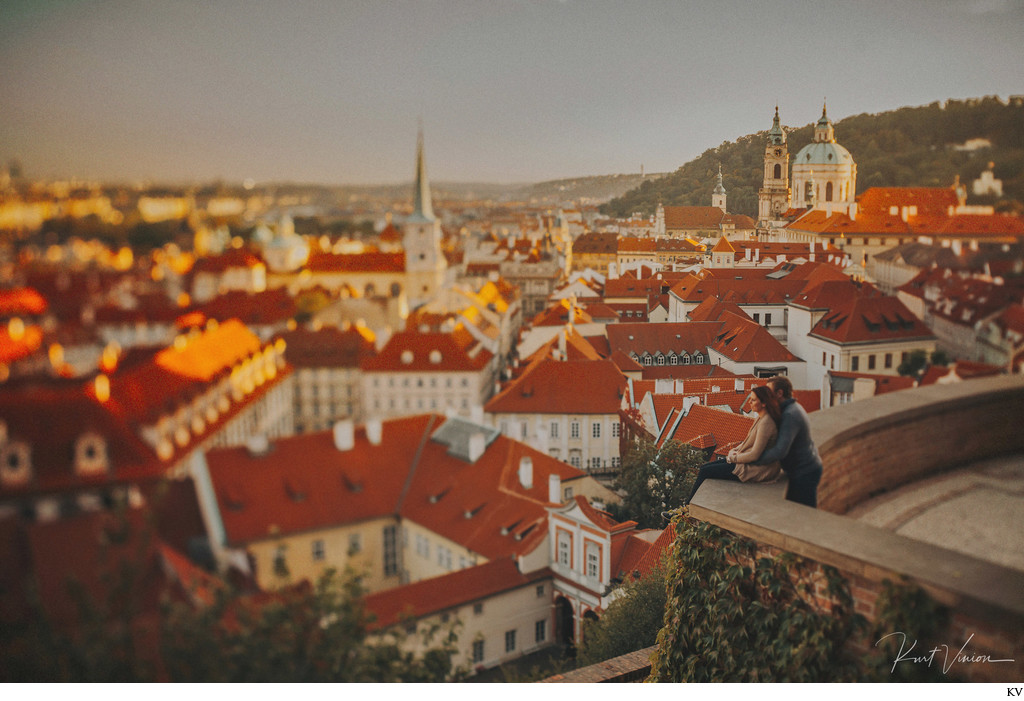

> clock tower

[{"left": 757, "top": 106, "right": 791, "bottom": 236}]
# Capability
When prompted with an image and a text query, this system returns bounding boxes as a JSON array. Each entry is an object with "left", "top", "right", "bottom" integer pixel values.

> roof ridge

[{"left": 395, "top": 414, "right": 441, "bottom": 514}]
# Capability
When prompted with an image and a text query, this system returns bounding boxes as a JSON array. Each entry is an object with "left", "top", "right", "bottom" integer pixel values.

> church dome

[{"left": 793, "top": 140, "right": 854, "bottom": 167}]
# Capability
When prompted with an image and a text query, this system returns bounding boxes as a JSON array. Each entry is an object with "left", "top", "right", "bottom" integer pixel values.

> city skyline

[{"left": 2, "top": 0, "right": 1023, "bottom": 186}]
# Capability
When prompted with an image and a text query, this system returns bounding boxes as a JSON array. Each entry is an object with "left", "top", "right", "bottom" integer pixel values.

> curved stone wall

[{"left": 811, "top": 374, "right": 1024, "bottom": 514}]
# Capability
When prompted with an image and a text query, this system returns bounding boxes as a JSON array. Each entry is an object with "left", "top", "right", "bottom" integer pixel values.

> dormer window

[
  {"left": 0, "top": 441, "right": 32, "bottom": 488},
  {"left": 74, "top": 432, "right": 109, "bottom": 476},
  {"left": 401, "top": 350, "right": 414, "bottom": 365}
]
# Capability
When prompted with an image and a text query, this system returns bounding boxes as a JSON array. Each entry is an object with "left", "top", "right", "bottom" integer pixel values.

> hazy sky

[{"left": 2, "top": 0, "right": 1023, "bottom": 185}]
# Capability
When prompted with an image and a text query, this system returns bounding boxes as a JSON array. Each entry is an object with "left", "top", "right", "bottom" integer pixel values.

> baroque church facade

[{"left": 757, "top": 104, "right": 858, "bottom": 237}]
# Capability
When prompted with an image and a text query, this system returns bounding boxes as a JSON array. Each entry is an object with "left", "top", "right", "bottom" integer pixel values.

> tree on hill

[{"left": 602, "top": 97, "right": 1024, "bottom": 219}]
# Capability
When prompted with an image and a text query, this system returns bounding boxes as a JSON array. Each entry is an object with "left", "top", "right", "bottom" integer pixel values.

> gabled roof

[
  {"left": 857, "top": 187, "right": 959, "bottom": 218},
  {"left": 571, "top": 232, "right": 619, "bottom": 255},
  {"left": 711, "top": 236, "right": 735, "bottom": 253},
  {"left": 529, "top": 299, "right": 593, "bottom": 327},
  {"left": 606, "top": 322, "right": 721, "bottom": 357},
  {"left": 485, "top": 358, "right": 625, "bottom": 415},
  {"left": 709, "top": 312, "right": 800, "bottom": 363},
  {"left": 663, "top": 206, "right": 727, "bottom": 230},
  {"left": 789, "top": 278, "right": 881, "bottom": 310},
  {"left": 523, "top": 327, "right": 604, "bottom": 365},
  {"left": 363, "top": 558, "right": 549, "bottom": 631},
  {"left": 361, "top": 328, "right": 493, "bottom": 373},
  {"left": 658, "top": 403, "right": 753, "bottom": 450},
  {"left": 810, "top": 296, "right": 934, "bottom": 345},
  {"left": 207, "top": 414, "right": 586, "bottom": 561},
  {"left": 688, "top": 297, "right": 750, "bottom": 322}
]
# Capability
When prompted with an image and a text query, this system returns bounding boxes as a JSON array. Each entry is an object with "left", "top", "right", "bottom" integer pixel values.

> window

[
  {"left": 550, "top": 422, "right": 559, "bottom": 439},
  {"left": 753, "top": 313, "right": 760, "bottom": 323},
  {"left": 592, "top": 422, "right": 601, "bottom": 438},
  {"left": 557, "top": 532, "right": 571, "bottom": 566},
  {"left": 822, "top": 352, "right": 827, "bottom": 365},
  {"left": 773, "top": 163, "right": 782, "bottom": 179},
  {"left": 826, "top": 182, "right": 834, "bottom": 202},
  {"left": 611, "top": 456, "right": 621, "bottom": 468},
  {"left": 472, "top": 640, "right": 485, "bottom": 664},
  {"left": 563, "top": 486, "right": 574, "bottom": 500},
  {"left": 868, "top": 354, "right": 876, "bottom": 370},
  {"left": 499, "top": 421, "right": 509, "bottom": 435},
  {"left": 536, "top": 584, "right": 545, "bottom": 598},
  {"left": 521, "top": 422, "right": 528, "bottom": 439},
  {"left": 535, "top": 619, "right": 547, "bottom": 643},
  {"left": 570, "top": 455, "right": 581, "bottom": 468},
  {"left": 885, "top": 353, "right": 893, "bottom": 369},
  {"left": 473, "top": 602, "right": 484, "bottom": 615},
  {"left": 586, "top": 543, "right": 600, "bottom": 578},
  {"left": 764, "top": 313, "right": 772, "bottom": 325},
  {"left": 349, "top": 533, "right": 361, "bottom": 555},
  {"left": 611, "top": 423, "right": 620, "bottom": 438},
  {"left": 570, "top": 422, "right": 580, "bottom": 439},
  {"left": 851, "top": 356, "right": 859, "bottom": 372},
  {"left": 312, "top": 539, "right": 325, "bottom": 561},
  {"left": 505, "top": 630, "right": 517, "bottom": 653},
  {"left": 830, "top": 355, "right": 835, "bottom": 370},
  {"left": 383, "top": 525, "right": 398, "bottom": 576}
]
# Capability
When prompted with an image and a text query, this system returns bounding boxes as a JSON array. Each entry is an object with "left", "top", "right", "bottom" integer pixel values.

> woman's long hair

[{"left": 752, "top": 385, "right": 783, "bottom": 424}]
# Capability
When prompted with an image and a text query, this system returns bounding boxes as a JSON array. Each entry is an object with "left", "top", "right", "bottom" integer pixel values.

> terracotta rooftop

[
  {"left": 361, "top": 328, "right": 493, "bottom": 373},
  {"left": 810, "top": 296, "right": 934, "bottom": 345},
  {"left": 276, "top": 326, "right": 375, "bottom": 369},
  {"left": 485, "top": 358, "right": 626, "bottom": 415}
]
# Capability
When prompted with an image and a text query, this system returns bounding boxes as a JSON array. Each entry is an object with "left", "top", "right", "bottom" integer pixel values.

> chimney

[
  {"left": 683, "top": 396, "right": 700, "bottom": 415},
  {"left": 558, "top": 329, "right": 567, "bottom": 359},
  {"left": 366, "top": 419, "right": 383, "bottom": 446},
  {"left": 518, "top": 456, "right": 533, "bottom": 490},
  {"left": 333, "top": 419, "right": 354, "bottom": 451},
  {"left": 246, "top": 434, "right": 270, "bottom": 457},
  {"left": 734, "top": 378, "right": 744, "bottom": 393},
  {"left": 471, "top": 404, "right": 484, "bottom": 424},
  {"left": 548, "top": 473, "right": 561, "bottom": 503},
  {"left": 468, "top": 432, "right": 486, "bottom": 462}
]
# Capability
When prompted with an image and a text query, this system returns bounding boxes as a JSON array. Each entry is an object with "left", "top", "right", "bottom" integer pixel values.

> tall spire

[
  {"left": 769, "top": 105, "right": 786, "bottom": 144},
  {"left": 713, "top": 164, "right": 726, "bottom": 195},
  {"left": 411, "top": 126, "right": 435, "bottom": 223}
]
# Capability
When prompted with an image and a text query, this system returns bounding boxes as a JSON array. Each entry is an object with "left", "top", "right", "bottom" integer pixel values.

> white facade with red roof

[
  {"left": 360, "top": 327, "right": 496, "bottom": 420},
  {"left": 485, "top": 357, "right": 626, "bottom": 472}
]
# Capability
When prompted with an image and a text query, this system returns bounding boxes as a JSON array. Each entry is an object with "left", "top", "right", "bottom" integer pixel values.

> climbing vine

[{"left": 648, "top": 513, "right": 954, "bottom": 682}]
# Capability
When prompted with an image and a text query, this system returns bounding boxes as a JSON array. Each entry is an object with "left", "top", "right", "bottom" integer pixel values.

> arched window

[
  {"left": 773, "top": 164, "right": 782, "bottom": 180},
  {"left": 804, "top": 182, "right": 814, "bottom": 202},
  {"left": 825, "top": 182, "right": 834, "bottom": 202},
  {"left": 656, "top": 353, "right": 665, "bottom": 365},
  {"left": 389, "top": 282, "right": 402, "bottom": 298}
]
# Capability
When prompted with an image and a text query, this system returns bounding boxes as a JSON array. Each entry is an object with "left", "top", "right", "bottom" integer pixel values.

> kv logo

[{"left": 1008, "top": 688, "right": 1023, "bottom": 697}]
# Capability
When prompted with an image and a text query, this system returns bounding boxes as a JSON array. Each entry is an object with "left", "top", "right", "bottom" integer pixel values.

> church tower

[
  {"left": 711, "top": 164, "right": 727, "bottom": 213},
  {"left": 403, "top": 129, "right": 447, "bottom": 306},
  {"left": 757, "top": 106, "right": 791, "bottom": 234}
]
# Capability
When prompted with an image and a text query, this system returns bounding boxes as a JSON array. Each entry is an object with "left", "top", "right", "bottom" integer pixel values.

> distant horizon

[{"left": 4, "top": 1, "right": 1022, "bottom": 184}]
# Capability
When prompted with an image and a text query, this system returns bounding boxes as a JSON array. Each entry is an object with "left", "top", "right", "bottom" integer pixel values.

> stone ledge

[
  {"left": 690, "top": 474, "right": 1024, "bottom": 623},
  {"left": 540, "top": 645, "right": 656, "bottom": 683}
]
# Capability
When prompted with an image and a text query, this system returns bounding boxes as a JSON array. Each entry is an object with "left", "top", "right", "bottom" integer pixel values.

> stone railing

[{"left": 687, "top": 375, "right": 1024, "bottom": 682}]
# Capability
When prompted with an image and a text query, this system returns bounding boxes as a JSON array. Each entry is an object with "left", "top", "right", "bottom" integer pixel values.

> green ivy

[{"left": 647, "top": 513, "right": 954, "bottom": 682}]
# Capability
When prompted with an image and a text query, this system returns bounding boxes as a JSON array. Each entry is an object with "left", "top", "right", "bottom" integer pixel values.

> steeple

[
  {"left": 711, "top": 164, "right": 727, "bottom": 213},
  {"left": 713, "top": 164, "right": 726, "bottom": 195},
  {"left": 769, "top": 105, "right": 786, "bottom": 145},
  {"left": 814, "top": 101, "right": 835, "bottom": 143},
  {"left": 410, "top": 127, "right": 435, "bottom": 223}
]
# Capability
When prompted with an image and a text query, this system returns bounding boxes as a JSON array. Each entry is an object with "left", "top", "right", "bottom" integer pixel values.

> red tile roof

[
  {"left": 659, "top": 404, "right": 753, "bottom": 450},
  {"left": 305, "top": 250, "right": 405, "bottom": 273},
  {"left": 710, "top": 311, "right": 801, "bottom": 363},
  {"left": 711, "top": 236, "right": 735, "bottom": 253},
  {"left": 857, "top": 187, "right": 959, "bottom": 218},
  {"left": 663, "top": 206, "right": 727, "bottom": 230},
  {"left": 485, "top": 358, "right": 625, "bottom": 415},
  {"left": 529, "top": 299, "right": 594, "bottom": 327},
  {"left": 276, "top": 326, "right": 375, "bottom": 369},
  {"left": 191, "top": 248, "right": 264, "bottom": 273},
  {"left": 363, "top": 558, "right": 549, "bottom": 631},
  {"left": 810, "top": 296, "right": 933, "bottom": 345},
  {"left": 197, "top": 288, "right": 297, "bottom": 326},
  {"left": 206, "top": 414, "right": 587, "bottom": 561},
  {"left": 361, "top": 328, "right": 493, "bottom": 373},
  {"left": 618, "top": 236, "right": 657, "bottom": 253},
  {"left": 0, "top": 287, "right": 48, "bottom": 316},
  {"left": 688, "top": 297, "right": 750, "bottom": 322},
  {"left": 606, "top": 322, "right": 721, "bottom": 357},
  {"left": 640, "top": 365, "right": 737, "bottom": 381}
]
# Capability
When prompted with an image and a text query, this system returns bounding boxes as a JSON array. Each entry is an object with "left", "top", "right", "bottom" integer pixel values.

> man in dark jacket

[{"left": 750, "top": 376, "right": 822, "bottom": 507}]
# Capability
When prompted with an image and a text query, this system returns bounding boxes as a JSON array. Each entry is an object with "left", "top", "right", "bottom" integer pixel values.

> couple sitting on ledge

[{"left": 683, "top": 375, "right": 823, "bottom": 510}]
